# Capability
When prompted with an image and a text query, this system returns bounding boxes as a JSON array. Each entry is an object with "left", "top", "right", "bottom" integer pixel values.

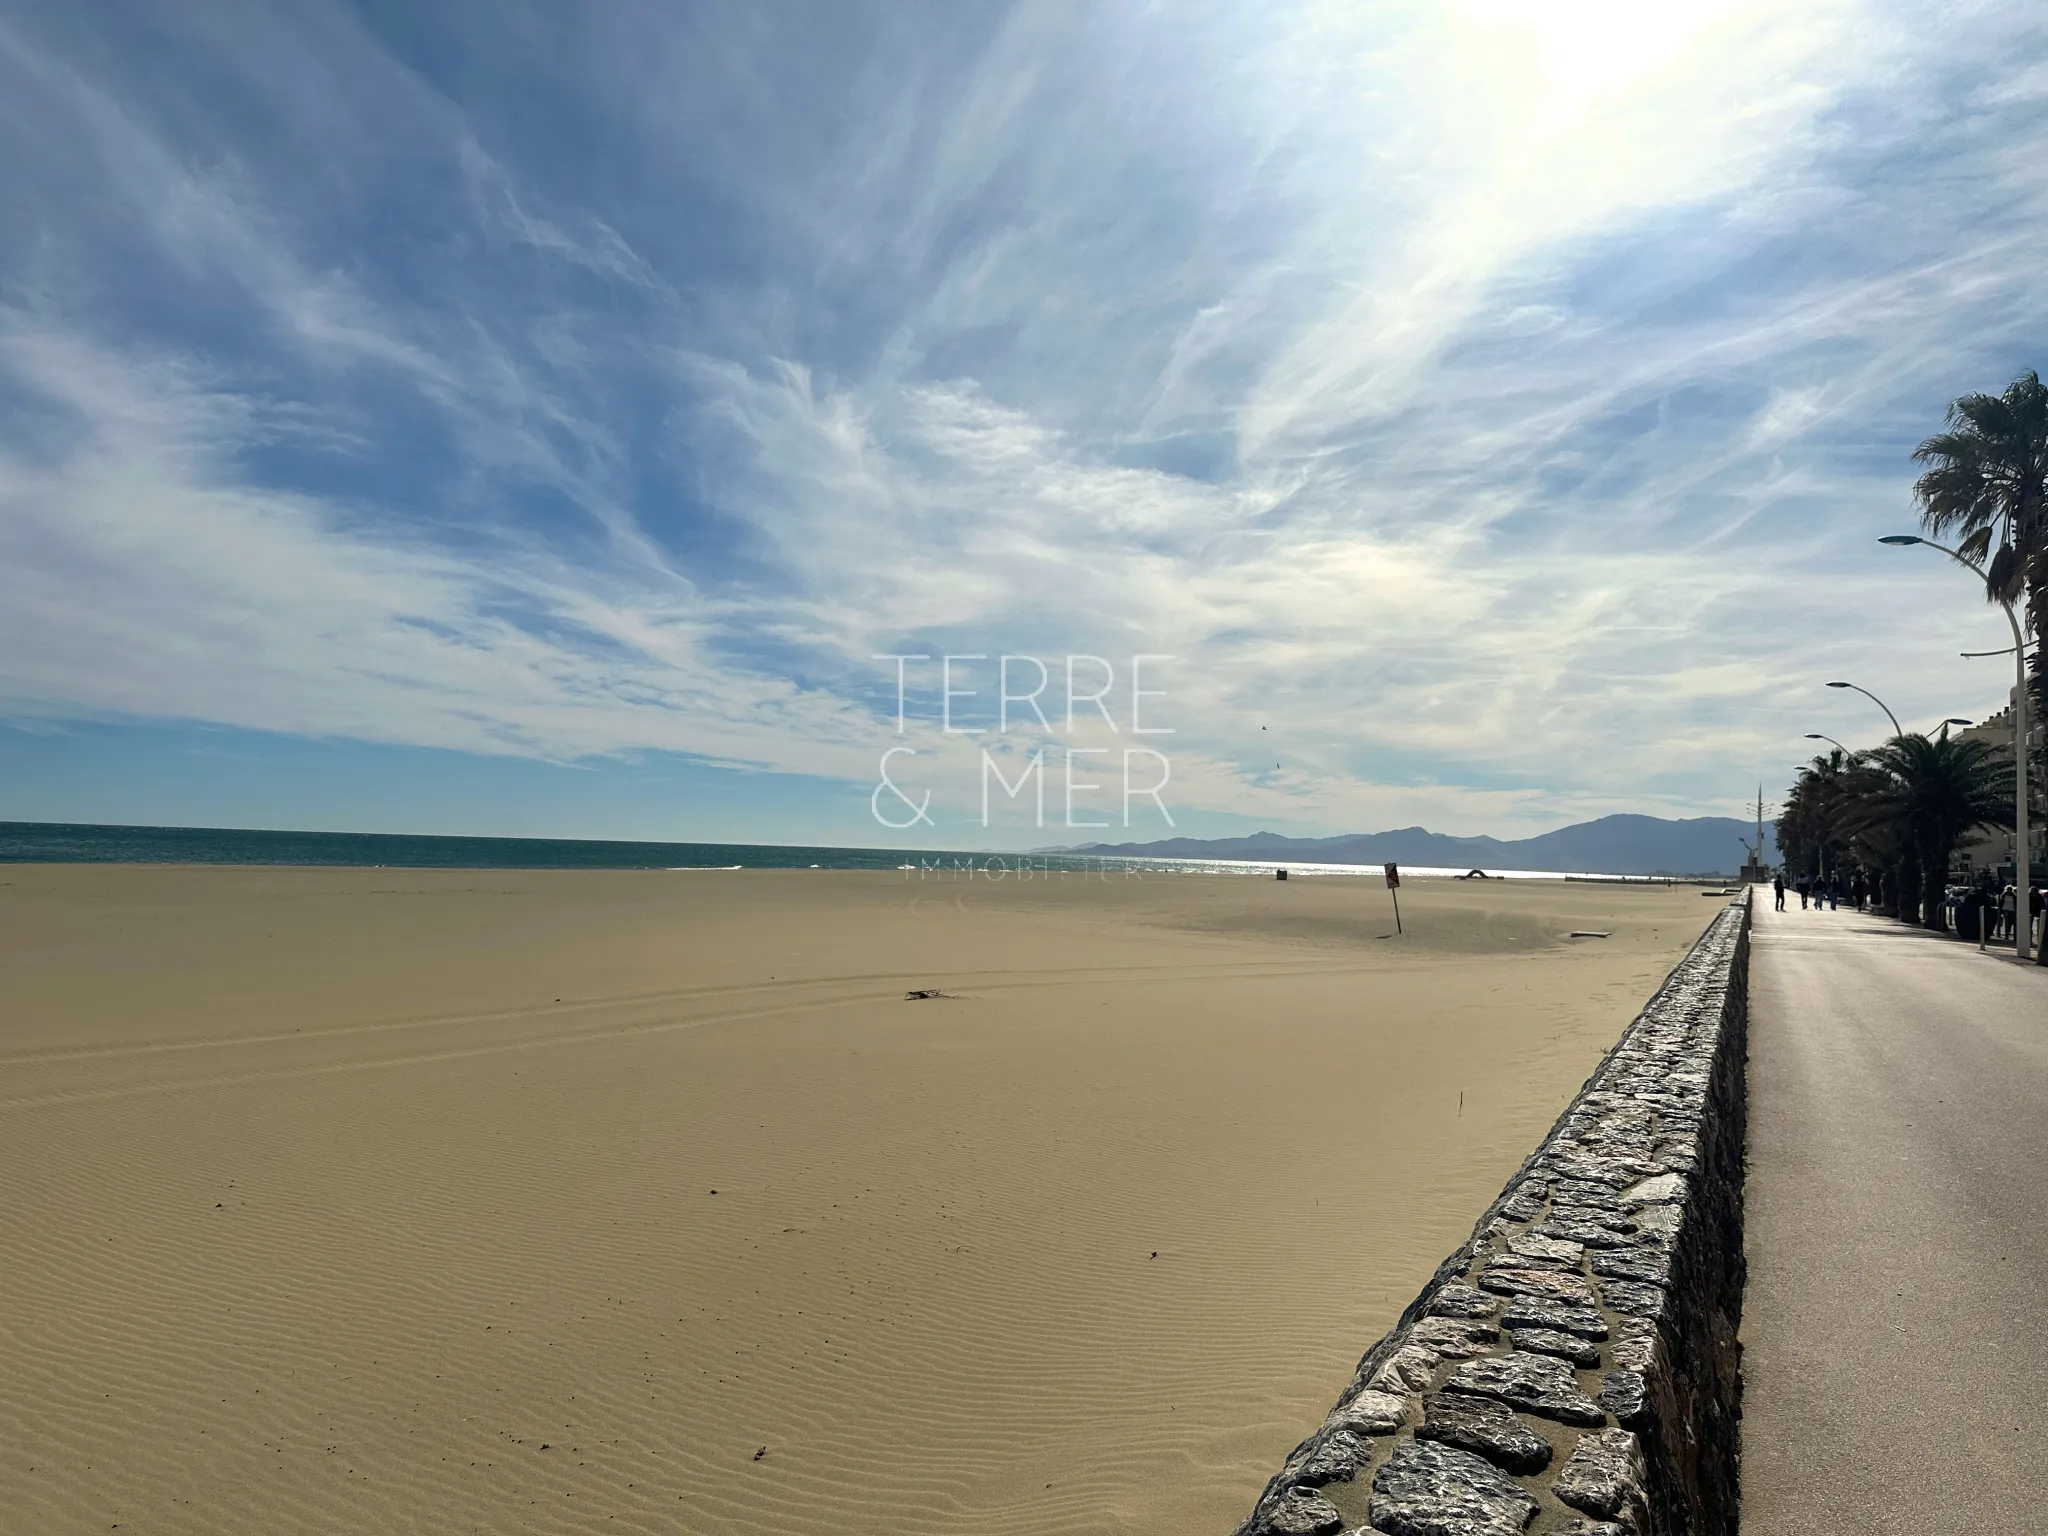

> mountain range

[{"left": 1055, "top": 814, "right": 1775, "bottom": 877}]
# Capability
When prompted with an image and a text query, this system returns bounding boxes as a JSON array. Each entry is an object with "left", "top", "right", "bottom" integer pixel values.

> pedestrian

[
  {"left": 2000, "top": 885, "right": 2017, "bottom": 942},
  {"left": 1773, "top": 874, "right": 1785, "bottom": 911},
  {"left": 1797, "top": 876, "right": 1810, "bottom": 909},
  {"left": 1851, "top": 873, "right": 1867, "bottom": 911}
]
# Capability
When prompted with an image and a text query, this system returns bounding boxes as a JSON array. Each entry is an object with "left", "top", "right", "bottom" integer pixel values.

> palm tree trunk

[
  {"left": 1921, "top": 849, "right": 1948, "bottom": 931},
  {"left": 1895, "top": 857, "right": 1921, "bottom": 927}
]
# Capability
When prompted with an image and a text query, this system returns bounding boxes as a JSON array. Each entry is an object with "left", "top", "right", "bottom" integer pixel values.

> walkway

[{"left": 1741, "top": 896, "right": 2048, "bottom": 1533}]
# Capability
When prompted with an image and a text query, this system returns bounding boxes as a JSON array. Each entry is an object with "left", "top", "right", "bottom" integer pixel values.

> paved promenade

[{"left": 1742, "top": 896, "right": 2048, "bottom": 1533}]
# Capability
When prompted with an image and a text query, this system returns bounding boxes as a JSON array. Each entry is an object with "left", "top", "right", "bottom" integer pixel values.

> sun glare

[{"left": 1453, "top": 0, "right": 1753, "bottom": 123}]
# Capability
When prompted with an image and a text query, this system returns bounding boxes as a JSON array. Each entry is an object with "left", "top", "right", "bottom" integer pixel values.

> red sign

[{"left": 1384, "top": 862, "right": 1400, "bottom": 889}]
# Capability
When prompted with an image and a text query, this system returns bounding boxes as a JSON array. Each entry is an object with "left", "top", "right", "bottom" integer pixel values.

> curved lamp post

[
  {"left": 1880, "top": 534, "right": 2032, "bottom": 960},
  {"left": 1824, "top": 680, "right": 1903, "bottom": 738}
]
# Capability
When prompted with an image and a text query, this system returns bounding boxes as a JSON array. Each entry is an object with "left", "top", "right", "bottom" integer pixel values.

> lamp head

[
  {"left": 1825, "top": 681, "right": 1850, "bottom": 689},
  {"left": 1945, "top": 717, "right": 1972, "bottom": 726},
  {"left": 1804, "top": 733, "right": 1826, "bottom": 739},
  {"left": 1879, "top": 534, "right": 1923, "bottom": 546}
]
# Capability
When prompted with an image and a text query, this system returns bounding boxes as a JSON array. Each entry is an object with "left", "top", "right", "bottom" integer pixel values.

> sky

[{"left": 3, "top": 0, "right": 2047, "bottom": 849}]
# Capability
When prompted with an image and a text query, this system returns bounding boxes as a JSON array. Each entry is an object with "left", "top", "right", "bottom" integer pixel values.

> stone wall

[{"left": 1233, "top": 894, "right": 1751, "bottom": 1536}]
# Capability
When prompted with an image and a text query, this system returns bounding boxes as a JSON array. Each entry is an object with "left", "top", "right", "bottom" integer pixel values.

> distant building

[{"left": 1950, "top": 684, "right": 2043, "bottom": 885}]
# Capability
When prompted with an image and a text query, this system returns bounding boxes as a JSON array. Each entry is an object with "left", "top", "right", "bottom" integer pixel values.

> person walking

[
  {"left": 1797, "top": 876, "right": 1810, "bottom": 910},
  {"left": 1773, "top": 874, "right": 1786, "bottom": 911},
  {"left": 1827, "top": 876, "right": 1839, "bottom": 911}
]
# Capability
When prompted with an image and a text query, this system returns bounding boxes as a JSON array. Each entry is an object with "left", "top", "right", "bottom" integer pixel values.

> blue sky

[{"left": 3, "top": 0, "right": 2046, "bottom": 849}]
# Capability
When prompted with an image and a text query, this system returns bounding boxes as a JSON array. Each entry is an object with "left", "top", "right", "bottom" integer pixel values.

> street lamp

[
  {"left": 1938, "top": 717, "right": 1973, "bottom": 740},
  {"left": 1881, "top": 533, "right": 2032, "bottom": 961},
  {"left": 1824, "top": 680, "right": 1904, "bottom": 738}
]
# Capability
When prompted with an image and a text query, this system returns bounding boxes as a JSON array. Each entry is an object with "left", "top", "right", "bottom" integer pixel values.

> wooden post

[{"left": 1384, "top": 862, "right": 1402, "bottom": 934}]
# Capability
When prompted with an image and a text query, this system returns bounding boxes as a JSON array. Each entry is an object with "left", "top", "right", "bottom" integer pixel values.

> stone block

[
  {"left": 1500, "top": 1295, "right": 1608, "bottom": 1339},
  {"left": 1587, "top": 1247, "right": 1666, "bottom": 1285},
  {"left": 1601, "top": 1280, "right": 1666, "bottom": 1319},
  {"left": 1286, "top": 1427, "right": 1375, "bottom": 1487},
  {"left": 1408, "top": 1316, "right": 1500, "bottom": 1358},
  {"left": 1505, "top": 1233, "right": 1585, "bottom": 1268},
  {"left": 1368, "top": 1437, "right": 1539, "bottom": 1536},
  {"left": 1553, "top": 1428, "right": 1649, "bottom": 1529},
  {"left": 1330, "top": 1389, "right": 1411, "bottom": 1436},
  {"left": 1476, "top": 1267, "right": 1598, "bottom": 1305},
  {"left": 1415, "top": 1391, "right": 1552, "bottom": 1474},
  {"left": 1423, "top": 1283, "right": 1499, "bottom": 1319},
  {"left": 1441, "top": 1351, "right": 1606, "bottom": 1426},
  {"left": 1259, "top": 1485, "right": 1345, "bottom": 1536},
  {"left": 1368, "top": 1344, "right": 1442, "bottom": 1395},
  {"left": 1506, "top": 1326, "right": 1602, "bottom": 1367}
]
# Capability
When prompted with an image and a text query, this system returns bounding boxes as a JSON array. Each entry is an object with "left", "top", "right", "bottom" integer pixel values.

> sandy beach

[{"left": 0, "top": 865, "right": 1714, "bottom": 1535}]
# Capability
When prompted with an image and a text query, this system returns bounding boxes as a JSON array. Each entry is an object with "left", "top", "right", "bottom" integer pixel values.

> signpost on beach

[{"left": 1384, "top": 862, "right": 1402, "bottom": 935}]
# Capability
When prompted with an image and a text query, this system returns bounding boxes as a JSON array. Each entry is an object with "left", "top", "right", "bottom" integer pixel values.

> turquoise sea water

[
  {"left": 0, "top": 821, "right": 1666, "bottom": 882},
  {"left": 0, "top": 821, "right": 1116, "bottom": 872}
]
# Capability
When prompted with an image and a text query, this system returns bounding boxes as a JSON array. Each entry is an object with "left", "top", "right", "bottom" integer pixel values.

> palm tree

[
  {"left": 1912, "top": 370, "right": 2046, "bottom": 944},
  {"left": 1775, "top": 749, "right": 1861, "bottom": 883},
  {"left": 1854, "top": 734, "right": 2013, "bottom": 931},
  {"left": 1777, "top": 747, "right": 1925, "bottom": 912},
  {"left": 1912, "top": 369, "right": 2048, "bottom": 621},
  {"left": 1848, "top": 813, "right": 1909, "bottom": 919}
]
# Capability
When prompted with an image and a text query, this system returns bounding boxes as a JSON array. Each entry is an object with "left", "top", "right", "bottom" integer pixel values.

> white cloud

[
  {"left": 0, "top": 323, "right": 888, "bottom": 777},
  {"left": 2, "top": 0, "right": 2046, "bottom": 840}
]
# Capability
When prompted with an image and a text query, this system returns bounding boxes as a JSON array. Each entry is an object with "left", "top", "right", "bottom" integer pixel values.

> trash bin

[{"left": 1955, "top": 896, "right": 1982, "bottom": 943}]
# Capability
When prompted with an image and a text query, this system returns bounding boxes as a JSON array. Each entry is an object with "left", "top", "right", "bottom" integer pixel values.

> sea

[{"left": 0, "top": 821, "right": 1678, "bottom": 883}]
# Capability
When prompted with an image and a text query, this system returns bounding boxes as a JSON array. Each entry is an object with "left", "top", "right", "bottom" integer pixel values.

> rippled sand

[{"left": 0, "top": 865, "right": 1712, "bottom": 1534}]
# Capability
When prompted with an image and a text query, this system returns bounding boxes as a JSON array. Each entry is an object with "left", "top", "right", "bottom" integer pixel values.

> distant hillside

[{"left": 1057, "top": 813, "right": 1775, "bottom": 877}]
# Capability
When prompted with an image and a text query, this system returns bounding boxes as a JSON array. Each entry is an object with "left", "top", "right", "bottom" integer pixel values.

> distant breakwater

[{"left": 1234, "top": 894, "right": 1751, "bottom": 1536}]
